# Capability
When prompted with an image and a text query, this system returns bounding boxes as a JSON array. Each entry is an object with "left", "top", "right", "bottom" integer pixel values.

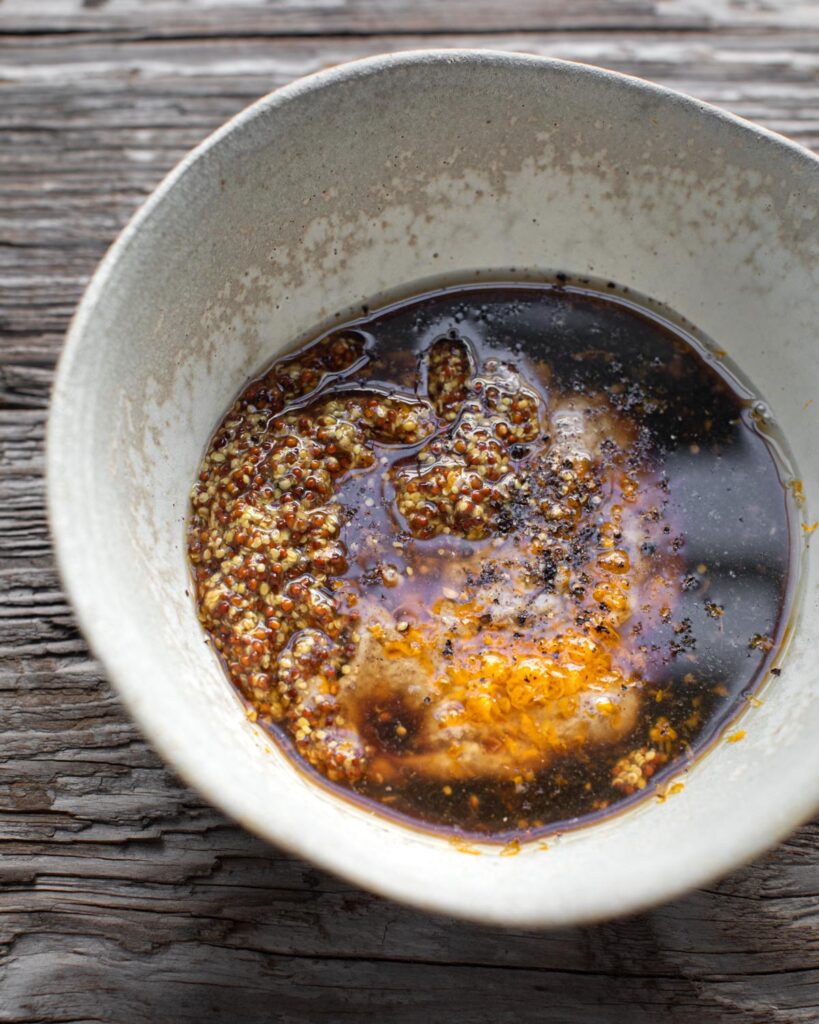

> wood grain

[
  {"left": 2, "top": 3, "right": 819, "bottom": 1021},
  {"left": 4, "top": 0, "right": 819, "bottom": 36}
]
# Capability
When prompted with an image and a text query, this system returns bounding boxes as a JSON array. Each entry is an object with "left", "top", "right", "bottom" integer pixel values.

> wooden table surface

[{"left": 3, "top": 2, "right": 819, "bottom": 1021}]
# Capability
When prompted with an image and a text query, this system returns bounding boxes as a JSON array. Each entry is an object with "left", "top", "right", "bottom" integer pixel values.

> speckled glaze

[{"left": 48, "top": 51, "right": 819, "bottom": 927}]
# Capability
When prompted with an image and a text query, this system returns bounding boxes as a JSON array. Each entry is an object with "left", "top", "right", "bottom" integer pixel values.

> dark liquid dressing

[{"left": 190, "top": 282, "right": 794, "bottom": 839}]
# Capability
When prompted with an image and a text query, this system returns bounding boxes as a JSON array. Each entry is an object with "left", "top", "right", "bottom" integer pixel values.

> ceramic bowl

[{"left": 48, "top": 51, "right": 819, "bottom": 927}]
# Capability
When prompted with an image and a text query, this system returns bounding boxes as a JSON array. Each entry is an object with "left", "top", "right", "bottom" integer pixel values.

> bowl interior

[{"left": 49, "top": 51, "right": 819, "bottom": 926}]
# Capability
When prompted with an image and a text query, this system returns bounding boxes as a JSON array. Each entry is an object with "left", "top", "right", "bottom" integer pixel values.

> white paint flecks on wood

[{"left": 1, "top": 2, "right": 819, "bottom": 1021}]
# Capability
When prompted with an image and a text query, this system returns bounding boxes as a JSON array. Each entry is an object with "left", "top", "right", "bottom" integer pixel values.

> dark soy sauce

[{"left": 190, "top": 280, "right": 795, "bottom": 839}]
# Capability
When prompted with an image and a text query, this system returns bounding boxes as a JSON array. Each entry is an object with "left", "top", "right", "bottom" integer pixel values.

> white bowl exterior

[{"left": 49, "top": 52, "right": 819, "bottom": 926}]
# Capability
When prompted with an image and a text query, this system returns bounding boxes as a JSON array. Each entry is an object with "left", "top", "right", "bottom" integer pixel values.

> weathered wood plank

[
  {"left": 2, "top": 7, "right": 819, "bottom": 1023},
  {"left": 3, "top": 0, "right": 819, "bottom": 38}
]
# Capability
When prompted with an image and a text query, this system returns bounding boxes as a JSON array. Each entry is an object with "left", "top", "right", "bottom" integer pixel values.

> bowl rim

[{"left": 47, "top": 48, "right": 819, "bottom": 926}]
